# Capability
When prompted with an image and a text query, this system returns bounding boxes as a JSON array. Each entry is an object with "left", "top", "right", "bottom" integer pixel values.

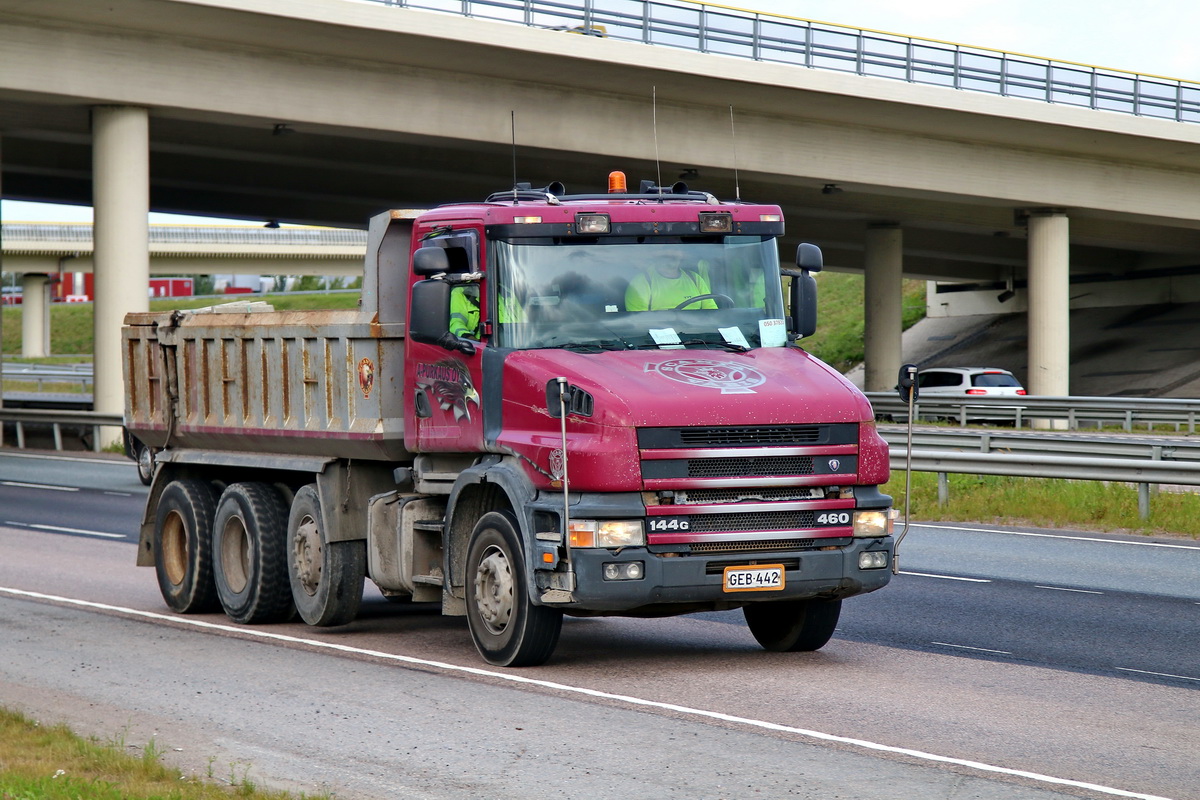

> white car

[{"left": 916, "top": 367, "right": 1026, "bottom": 398}]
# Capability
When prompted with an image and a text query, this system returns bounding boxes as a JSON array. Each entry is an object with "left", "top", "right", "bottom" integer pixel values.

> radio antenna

[
  {"left": 511, "top": 110, "right": 519, "bottom": 203},
  {"left": 729, "top": 105, "right": 741, "bottom": 201},
  {"left": 652, "top": 87, "right": 662, "bottom": 196}
]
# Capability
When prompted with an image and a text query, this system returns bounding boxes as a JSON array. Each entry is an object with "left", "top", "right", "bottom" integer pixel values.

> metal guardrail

[
  {"left": 0, "top": 408, "right": 123, "bottom": 452},
  {"left": 865, "top": 393, "right": 1200, "bottom": 433},
  {"left": 365, "top": 0, "right": 1200, "bottom": 123},
  {"left": 1, "top": 363, "right": 93, "bottom": 392},
  {"left": 876, "top": 426, "right": 1200, "bottom": 519}
]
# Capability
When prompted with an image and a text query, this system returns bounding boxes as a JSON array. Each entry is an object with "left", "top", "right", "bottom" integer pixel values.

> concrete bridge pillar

[
  {"left": 863, "top": 223, "right": 903, "bottom": 392},
  {"left": 20, "top": 274, "right": 51, "bottom": 358},
  {"left": 1026, "top": 210, "right": 1070, "bottom": 399},
  {"left": 92, "top": 106, "right": 150, "bottom": 446}
]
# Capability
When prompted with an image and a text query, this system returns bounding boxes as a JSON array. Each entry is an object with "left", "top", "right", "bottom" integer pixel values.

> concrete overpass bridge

[
  {"left": 4, "top": 0, "right": 1200, "bottom": 436},
  {"left": 3, "top": 221, "right": 366, "bottom": 357}
]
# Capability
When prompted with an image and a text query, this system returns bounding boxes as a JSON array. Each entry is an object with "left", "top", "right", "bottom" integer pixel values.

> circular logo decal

[
  {"left": 645, "top": 359, "right": 766, "bottom": 394},
  {"left": 358, "top": 358, "right": 375, "bottom": 398}
]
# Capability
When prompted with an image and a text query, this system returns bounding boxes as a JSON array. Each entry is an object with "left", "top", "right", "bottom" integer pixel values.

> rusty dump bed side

[{"left": 123, "top": 308, "right": 411, "bottom": 462}]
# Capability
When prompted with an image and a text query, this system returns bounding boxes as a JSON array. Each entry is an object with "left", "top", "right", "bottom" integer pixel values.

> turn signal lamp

[
  {"left": 513, "top": 215, "right": 542, "bottom": 224},
  {"left": 608, "top": 171, "right": 628, "bottom": 193},
  {"left": 568, "top": 519, "right": 645, "bottom": 548},
  {"left": 759, "top": 214, "right": 781, "bottom": 222},
  {"left": 698, "top": 212, "right": 732, "bottom": 233},
  {"left": 575, "top": 214, "right": 611, "bottom": 234}
]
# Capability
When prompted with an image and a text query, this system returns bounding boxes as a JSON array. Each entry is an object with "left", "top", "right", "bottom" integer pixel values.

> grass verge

[
  {"left": 0, "top": 707, "right": 325, "bottom": 800},
  {"left": 884, "top": 470, "right": 1200, "bottom": 539}
]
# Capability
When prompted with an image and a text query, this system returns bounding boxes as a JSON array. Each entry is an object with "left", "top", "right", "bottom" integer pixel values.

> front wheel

[
  {"left": 743, "top": 598, "right": 842, "bottom": 652},
  {"left": 465, "top": 510, "right": 562, "bottom": 667}
]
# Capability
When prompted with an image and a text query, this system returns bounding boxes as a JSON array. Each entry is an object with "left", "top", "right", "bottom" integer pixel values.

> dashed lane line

[
  {"left": 913, "top": 524, "right": 1200, "bottom": 551},
  {"left": 0, "top": 585, "right": 1176, "bottom": 800},
  {"left": 3, "top": 522, "right": 126, "bottom": 539},
  {"left": 901, "top": 571, "right": 991, "bottom": 583}
]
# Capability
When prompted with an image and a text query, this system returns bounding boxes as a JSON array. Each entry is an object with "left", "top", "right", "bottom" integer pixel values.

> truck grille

[
  {"left": 638, "top": 423, "right": 857, "bottom": 449},
  {"left": 684, "top": 511, "right": 816, "bottom": 532},
  {"left": 679, "top": 425, "right": 821, "bottom": 446},
  {"left": 674, "top": 487, "right": 823, "bottom": 504},
  {"left": 687, "top": 456, "right": 814, "bottom": 478},
  {"left": 688, "top": 538, "right": 835, "bottom": 553}
]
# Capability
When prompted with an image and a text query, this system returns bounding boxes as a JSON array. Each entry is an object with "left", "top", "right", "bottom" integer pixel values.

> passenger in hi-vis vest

[{"left": 625, "top": 252, "right": 718, "bottom": 311}]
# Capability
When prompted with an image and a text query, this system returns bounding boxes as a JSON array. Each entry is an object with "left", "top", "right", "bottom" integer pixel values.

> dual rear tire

[{"left": 152, "top": 478, "right": 363, "bottom": 628}]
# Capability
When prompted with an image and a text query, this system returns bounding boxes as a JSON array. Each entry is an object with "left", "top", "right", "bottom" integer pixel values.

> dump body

[{"left": 123, "top": 308, "right": 409, "bottom": 461}]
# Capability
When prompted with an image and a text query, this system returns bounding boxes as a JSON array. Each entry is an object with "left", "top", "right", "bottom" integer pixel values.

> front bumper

[{"left": 561, "top": 536, "right": 893, "bottom": 612}]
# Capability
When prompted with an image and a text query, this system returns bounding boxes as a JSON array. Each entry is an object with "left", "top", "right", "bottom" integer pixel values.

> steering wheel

[{"left": 673, "top": 293, "right": 734, "bottom": 310}]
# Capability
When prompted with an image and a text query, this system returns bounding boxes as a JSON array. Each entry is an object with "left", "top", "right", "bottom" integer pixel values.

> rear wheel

[
  {"left": 212, "top": 482, "right": 293, "bottom": 624},
  {"left": 465, "top": 510, "right": 562, "bottom": 667},
  {"left": 743, "top": 598, "right": 842, "bottom": 652},
  {"left": 135, "top": 442, "right": 154, "bottom": 486},
  {"left": 153, "top": 479, "right": 219, "bottom": 613},
  {"left": 287, "top": 484, "right": 365, "bottom": 626}
]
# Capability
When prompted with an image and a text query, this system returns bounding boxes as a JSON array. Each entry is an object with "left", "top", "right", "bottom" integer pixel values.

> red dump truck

[{"left": 124, "top": 175, "right": 895, "bottom": 667}]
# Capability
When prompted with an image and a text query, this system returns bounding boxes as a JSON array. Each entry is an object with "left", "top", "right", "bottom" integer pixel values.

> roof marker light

[
  {"left": 513, "top": 216, "right": 542, "bottom": 224},
  {"left": 576, "top": 214, "right": 610, "bottom": 234}
]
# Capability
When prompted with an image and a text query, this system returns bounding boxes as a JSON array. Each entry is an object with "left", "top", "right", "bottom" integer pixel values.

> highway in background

[{"left": 0, "top": 451, "right": 1196, "bottom": 799}]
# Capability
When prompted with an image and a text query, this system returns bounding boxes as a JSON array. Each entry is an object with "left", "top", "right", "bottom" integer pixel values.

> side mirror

[
  {"left": 897, "top": 364, "right": 919, "bottom": 403},
  {"left": 413, "top": 246, "right": 450, "bottom": 276},
  {"left": 410, "top": 280, "right": 476, "bottom": 354},
  {"left": 796, "top": 242, "right": 823, "bottom": 273},
  {"left": 789, "top": 271, "right": 818, "bottom": 339}
]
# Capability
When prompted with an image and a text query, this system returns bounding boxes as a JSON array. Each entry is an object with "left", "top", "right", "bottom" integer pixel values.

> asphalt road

[{"left": 0, "top": 451, "right": 1196, "bottom": 799}]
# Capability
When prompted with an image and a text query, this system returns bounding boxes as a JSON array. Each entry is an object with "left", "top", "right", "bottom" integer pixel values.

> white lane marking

[
  {"left": 3, "top": 522, "right": 125, "bottom": 539},
  {"left": 901, "top": 571, "right": 991, "bottom": 583},
  {"left": 1, "top": 481, "right": 79, "bottom": 492},
  {"left": 913, "top": 523, "right": 1200, "bottom": 551},
  {"left": 932, "top": 642, "right": 1013, "bottom": 655},
  {"left": 1117, "top": 668, "right": 1200, "bottom": 683},
  {"left": 0, "top": 452, "right": 131, "bottom": 467},
  {"left": 1035, "top": 585, "right": 1104, "bottom": 595},
  {"left": 0, "top": 586, "right": 1175, "bottom": 800}
]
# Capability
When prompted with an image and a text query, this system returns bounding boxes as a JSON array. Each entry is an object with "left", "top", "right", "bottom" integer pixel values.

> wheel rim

[
  {"left": 473, "top": 544, "right": 513, "bottom": 635},
  {"left": 292, "top": 515, "right": 323, "bottom": 597},
  {"left": 219, "top": 516, "right": 250, "bottom": 594},
  {"left": 161, "top": 510, "right": 188, "bottom": 586}
]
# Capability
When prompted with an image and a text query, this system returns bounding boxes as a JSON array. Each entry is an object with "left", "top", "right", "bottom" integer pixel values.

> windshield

[{"left": 490, "top": 236, "right": 787, "bottom": 351}]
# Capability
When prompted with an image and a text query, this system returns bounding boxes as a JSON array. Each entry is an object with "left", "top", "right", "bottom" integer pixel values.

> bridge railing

[{"left": 366, "top": 0, "right": 1200, "bottom": 123}]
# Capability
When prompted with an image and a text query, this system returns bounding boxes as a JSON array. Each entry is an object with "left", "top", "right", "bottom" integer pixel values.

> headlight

[
  {"left": 852, "top": 509, "right": 895, "bottom": 538},
  {"left": 568, "top": 519, "right": 645, "bottom": 548}
]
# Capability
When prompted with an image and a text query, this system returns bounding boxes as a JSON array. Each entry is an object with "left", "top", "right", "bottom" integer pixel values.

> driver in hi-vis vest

[
  {"left": 450, "top": 284, "right": 523, "bottom": 338},
  {"left": 625, "top": 252, "right": 718, "bottom": 311}
]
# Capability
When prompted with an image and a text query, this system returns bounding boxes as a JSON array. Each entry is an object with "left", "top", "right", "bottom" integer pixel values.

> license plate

[{"left": 723, "top": 564, "right": 786, "bottom": 592}]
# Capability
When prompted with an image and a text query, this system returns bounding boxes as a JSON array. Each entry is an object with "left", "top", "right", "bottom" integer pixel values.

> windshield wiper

[{"left": 678, "top": 338, "right": 751, "bottom": 353}]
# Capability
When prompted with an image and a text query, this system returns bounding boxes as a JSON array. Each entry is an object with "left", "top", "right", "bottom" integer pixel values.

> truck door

[{"left": 409, "top": 228, "right": 488, "bottom": 454}]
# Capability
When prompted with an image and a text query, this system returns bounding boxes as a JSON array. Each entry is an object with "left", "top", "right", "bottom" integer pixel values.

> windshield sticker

[
  {"left": 759, "top": 318, "right": 787, "bottom": 347},
  {"left": 649, "top": 328, "right": 685, "bottom": 349},
  {"left": 416, "top": 359, "right": 479, "bottom": 422},
  {"left": 718, "top": 326, "right": 751, "bottom": 350},
  {"left": 645, "top": 359, "right": 766, "bottom": 394}
]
